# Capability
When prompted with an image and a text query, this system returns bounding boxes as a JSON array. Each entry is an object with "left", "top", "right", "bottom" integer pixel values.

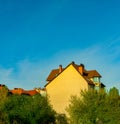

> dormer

[{"left": 93, "top": 76, "right": 101, "bottom": 83}]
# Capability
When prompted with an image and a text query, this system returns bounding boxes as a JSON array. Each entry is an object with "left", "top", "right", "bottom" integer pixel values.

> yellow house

[{"left": 45, "top": 61, "right": 105, "bottom": 114}]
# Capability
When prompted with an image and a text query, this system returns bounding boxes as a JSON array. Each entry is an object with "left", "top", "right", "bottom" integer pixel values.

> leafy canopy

[{"left": 67, "top": 88, "right": 120, "bottom": 124}]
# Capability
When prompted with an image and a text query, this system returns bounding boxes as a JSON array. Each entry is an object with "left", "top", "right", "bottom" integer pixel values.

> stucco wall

[{"left": 46, "top": 64, "right": 88, "bottom": 114}]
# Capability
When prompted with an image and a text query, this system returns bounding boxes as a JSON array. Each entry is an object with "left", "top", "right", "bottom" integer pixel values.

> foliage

[
  {"left": 0, "top": 86, "right": 8, "bottom": 104},
  {"left": 55, "top": 114, "right": 68, "bottom": 124},
  {"left": 0, "top": 93, "right": 56, "bottom": 124},
  {"left": 67, "top": 88, "right": 120, "bottom": 124},
  {"left": 0, "top": 87, "right": 9, "bottom": 124},
  {"left": 1, "top": 86, "right": 120, "bottom": 124}
]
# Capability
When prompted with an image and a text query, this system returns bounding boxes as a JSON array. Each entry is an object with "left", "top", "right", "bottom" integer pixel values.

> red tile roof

[
  {"left": 9, "top": 88, "right": 41, "bottom": 96},
  {"left": 46, "top": 69, "right": 64, "bottom": 81}
]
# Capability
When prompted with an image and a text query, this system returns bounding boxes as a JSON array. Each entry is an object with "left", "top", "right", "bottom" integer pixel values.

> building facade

[{"left": 45, "top": 62, "right": 105, "bottom": 114}]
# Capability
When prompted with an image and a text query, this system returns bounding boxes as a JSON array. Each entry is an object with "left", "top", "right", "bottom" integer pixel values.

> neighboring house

[
  {"left": 0, "top": 84, "right": 46, "bottom": 97},
  {"left": 45, "top": 61, "right": 105, "bottom": 114},
  {"left": 9, "top": 88, "right": 39, "bottom": 96},
  {"left": 9, "top": 88, "right": 46, "bottom": 96},
  {"left": 0, "top": 84, "right": 46, "bottom": 96}
]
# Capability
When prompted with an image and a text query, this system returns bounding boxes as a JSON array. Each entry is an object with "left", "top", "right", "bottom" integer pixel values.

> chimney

[
  {"left": 72, "top": 61, "right": 75, "bottom": 64},
  {"left": 78, "top": 64, "right": 84, "bottom": 75},
  {"left": 59, "top": 65, "right": 62, "bottom": 73}
]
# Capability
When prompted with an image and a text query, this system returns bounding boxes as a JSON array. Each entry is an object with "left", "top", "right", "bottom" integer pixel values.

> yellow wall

[{"left": 46, "top": 64, "right": 88, "bottom": 114}]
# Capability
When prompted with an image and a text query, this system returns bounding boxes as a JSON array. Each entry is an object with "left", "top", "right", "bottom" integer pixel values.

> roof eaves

[{"left": 101, "top": 83, "right": 106, "bottom": 87}]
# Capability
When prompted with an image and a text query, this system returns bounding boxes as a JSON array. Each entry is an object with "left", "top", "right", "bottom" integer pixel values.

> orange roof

[
  {"left": 87, "top": 70, "right": 101, "bottom": 78},
  {"left": 22, "top": 90, "right": 38, "bottom": 96},
  {"left": 46, "top": 69, "right": 64, "bottom": 81},
  {"left": 46, "top": 62, "right": 102, "bottom": 86},
  {"left": 9, "top": 88, "right": 40, "bottom": 96}
]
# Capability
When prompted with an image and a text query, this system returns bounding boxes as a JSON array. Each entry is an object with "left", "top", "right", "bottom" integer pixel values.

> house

[
  {"left": 0, "top": 84, "right": 46, "bottom": 97},
  {"left": 45, "top": 61, "right": 105, "bottom": 114},
  {"left": 9, "top": 88, "right": 38, "bottom": 96},
  {"left": 9, "top": 87, "right": 46, "bottom": 96}
]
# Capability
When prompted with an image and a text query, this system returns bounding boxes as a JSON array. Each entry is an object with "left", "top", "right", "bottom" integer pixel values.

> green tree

[
  {"left": 0, "top": 86, "right": 9, "bottom": 124},
  {"left": 108, "top": 87, "right": 119, "bottom": 98},
  {"left": 67, "top": 88, "right": 120, "bottom": 124},
  {"left": 55, "top": 114, "right": 68, "bottom": 124},
  {"left": 103, "top": 87, "right": 120, "bottom": 124},
  {"left": 3, "top": 94, "right": 56, "bottom": 124}
]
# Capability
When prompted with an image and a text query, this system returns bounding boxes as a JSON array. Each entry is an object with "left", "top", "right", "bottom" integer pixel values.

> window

[{"left": 93, "top": 77, "right": 100, "bottom": 82}]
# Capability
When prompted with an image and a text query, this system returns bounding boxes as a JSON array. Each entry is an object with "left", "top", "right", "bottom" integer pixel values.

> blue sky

[{"left": 0, "top": 0, "right": 120, "bottom": 90}]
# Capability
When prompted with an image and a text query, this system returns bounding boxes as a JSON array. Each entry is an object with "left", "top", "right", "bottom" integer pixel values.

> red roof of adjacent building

[{"left": 9, "top": 88, "right": 41, "bottom": 96}]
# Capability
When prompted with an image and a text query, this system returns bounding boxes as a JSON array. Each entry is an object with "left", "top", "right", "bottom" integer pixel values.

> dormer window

[{"left": 93, "top": 77, "right": 100, "bottom": 82}]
